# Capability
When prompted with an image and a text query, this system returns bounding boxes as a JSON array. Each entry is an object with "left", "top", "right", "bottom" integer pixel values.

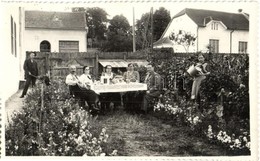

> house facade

[
  {"left": 154, "top": 8, "right": 249, "bottom": 53},
  {"left": 24, "top": 11, "right": 88, "bottom": 54},
  {"left": 1, "top": 5, "right": 24, "bottom": 101}
]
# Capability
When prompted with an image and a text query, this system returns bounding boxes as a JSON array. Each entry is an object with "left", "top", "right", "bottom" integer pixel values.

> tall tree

[
  {"left": 86, "top": 7, "right": 108, "bottom": 41},
  {"left": 153, "top": 7, "right": 171, "bottom": 41},
  {"left": 108, "top": 14, "right": 130, "bottom": 33},
  {"left": 72, "top": 7, "right": 108, "bottom": 47},
  {"left": 135, "top": 7, "right": 171, "bottom": 50},
  {"left": 136, "top": 13, "right": 151, "bottom": 50},
  {"left": 101, "top": 15, "right": 133, "bottom": 52}
]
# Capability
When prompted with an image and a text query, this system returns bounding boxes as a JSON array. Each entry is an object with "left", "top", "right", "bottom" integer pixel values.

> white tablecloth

[{"left": 92, "top": 83, "right": 147, "bottom": 93}]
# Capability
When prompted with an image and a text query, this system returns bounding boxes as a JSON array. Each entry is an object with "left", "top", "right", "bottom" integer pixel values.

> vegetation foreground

[{"left": 6, "top": 79, "right": 248, "bottom": 156}]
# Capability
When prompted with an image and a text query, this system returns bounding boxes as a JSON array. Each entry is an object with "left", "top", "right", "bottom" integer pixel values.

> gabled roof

[
  {"left": 153, "top": 37, "right": 173, "bottom": 48},
  {"left": 25, "top": 11, "right": 86, "bottom": 30},
  {"left": 173, "top": 8, "right": 249, "bottom": 30}
]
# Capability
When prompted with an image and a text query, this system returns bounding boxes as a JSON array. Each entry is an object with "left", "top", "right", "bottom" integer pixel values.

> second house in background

[
  {"left": 24, "top": 10, "right": 88, "bottom": 53},
  {"left": 155, "top": 8, "right": 249, "bottom": 53}
]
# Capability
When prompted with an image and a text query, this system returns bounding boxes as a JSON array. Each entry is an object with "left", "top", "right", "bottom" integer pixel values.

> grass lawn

[{"left": 92, "top": 109, "right": 228, "bottom": 156}]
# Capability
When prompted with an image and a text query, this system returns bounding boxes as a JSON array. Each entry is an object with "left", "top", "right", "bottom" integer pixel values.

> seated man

[
  {"left": 65, "top": 65, "right": 100, "bottom": 113},
  {"left": 141, "top": 64, "right": 162, "bottom": 114}
]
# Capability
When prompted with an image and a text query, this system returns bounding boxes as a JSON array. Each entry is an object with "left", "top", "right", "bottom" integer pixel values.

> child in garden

[{"left": 191, "top": 54, "right": 210, "bottom": 102}]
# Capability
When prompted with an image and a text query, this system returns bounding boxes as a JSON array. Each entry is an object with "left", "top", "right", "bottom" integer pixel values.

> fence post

[
  {"left": 95, "top": 52, "right": 99, "bottom": 79},
  {"left": 123, "top": 52, "right": 127, "bottom": 61},
  {"left": 45, "top": 52, "right": 50, "bottom": 77}
]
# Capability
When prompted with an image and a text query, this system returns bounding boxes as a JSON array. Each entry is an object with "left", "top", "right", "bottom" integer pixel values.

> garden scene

[
  {"left": 3, "top": 3, "right": 253, "bottom": 157},
  {"left": 5, "top": 50, "right": 250, "bottom": 156}
]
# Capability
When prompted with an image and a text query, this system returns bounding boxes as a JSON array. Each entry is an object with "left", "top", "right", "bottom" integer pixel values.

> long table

[{"left": 91, "top": 83, "right": 147, "bottom": 93}]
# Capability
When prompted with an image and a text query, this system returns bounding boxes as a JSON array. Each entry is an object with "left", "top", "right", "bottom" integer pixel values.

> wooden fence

[
  {"left": 26, "top": 50, "right": 248, "bottom": 81},
  {"left": 26, "top": 51, "right": 148, "bottom": 80}
]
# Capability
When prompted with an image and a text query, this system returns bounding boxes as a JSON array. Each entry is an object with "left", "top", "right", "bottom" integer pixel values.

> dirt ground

[
  {"left": 95, "top": 110, "right": 228, "bottom": 156},
  {"left": 5, "top": 90, "right": 24, "bottom": 125}
]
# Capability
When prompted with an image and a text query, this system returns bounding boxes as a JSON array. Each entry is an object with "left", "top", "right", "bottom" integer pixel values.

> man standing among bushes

[{"left": 20, "top": 52, "right": 38, "bottom": 98}]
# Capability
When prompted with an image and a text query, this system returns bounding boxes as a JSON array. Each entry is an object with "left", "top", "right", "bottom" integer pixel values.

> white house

[
  {"left": 24, "top": 10, "right": 88, "bottom": 53},
  {"left": 154, "top": 8, "right": 249, "bottom": 53},
  {"left": 0, "top": 6, "right": 24, "bottom": 101}
]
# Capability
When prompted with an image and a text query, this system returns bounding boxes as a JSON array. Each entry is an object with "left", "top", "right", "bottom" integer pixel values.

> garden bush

[
  {"left": 5, "top": 79, "right": 115, "bottom": 156},
  {"left": 149, "top": 51, "right": 250, "bottom": 155}
]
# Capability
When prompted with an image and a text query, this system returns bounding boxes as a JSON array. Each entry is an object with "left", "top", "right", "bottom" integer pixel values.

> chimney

[{"left": 238, "top": 9, "right": 249, "bottom": 20}]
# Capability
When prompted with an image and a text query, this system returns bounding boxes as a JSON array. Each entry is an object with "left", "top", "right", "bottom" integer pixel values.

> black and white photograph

[{"left": 0, "top": 0, "right": 259, "bottom": 160}]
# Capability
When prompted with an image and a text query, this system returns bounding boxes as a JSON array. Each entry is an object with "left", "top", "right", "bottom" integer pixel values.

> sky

[{"left": 21, "top": 1, "right": 256, "bottom": 25}]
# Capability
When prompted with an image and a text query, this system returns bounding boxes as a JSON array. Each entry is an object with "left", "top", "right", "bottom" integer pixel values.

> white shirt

[
  {"left": 65, "top": 73, "right": 79, "bottom": 86},
  {"left": 103, "top": 72, "right": 114, "bottom": 80},
  {"left": 79, "top": 74, "right": 93, "bottom": 89}
]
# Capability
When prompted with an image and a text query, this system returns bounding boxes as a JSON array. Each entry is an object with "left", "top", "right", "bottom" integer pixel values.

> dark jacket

[
  {"left": 24, "top": 59, "right": 38, "bottom": 79},
  {"left": 144, "top": 71, "right": 162, "bottom": 92}
]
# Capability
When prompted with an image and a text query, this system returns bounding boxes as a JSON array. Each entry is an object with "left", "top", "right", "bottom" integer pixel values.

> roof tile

[
  {"left": 173, "top": 8, "right": 249, "bottom": 30},
  {"left": 25, "top": 11, "right": 86, "bottom": 30}
]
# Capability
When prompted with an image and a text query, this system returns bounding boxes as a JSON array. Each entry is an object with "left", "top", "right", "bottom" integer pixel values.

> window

[
  {"left": 40, "top": 40, "right": 51, "bottom": 52},
  {"left": 11, "top": 16, "right": 17, "bottom": 57},
  {"left": 238, "top": 41, "right": 248, "bottom": 53},
  {"left": 209, "top": 39, "right": 219, "bottom": 53},
  {"left": 59, "top": 41, "right": 79, "bottom": 52},
  {"left": 211, "top": 22, "right": 218, "bottom": 30}
]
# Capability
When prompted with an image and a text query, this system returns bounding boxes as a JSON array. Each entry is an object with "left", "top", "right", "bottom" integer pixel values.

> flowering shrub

[
  {"left": 6, "top": 79, "right": 115, "bottom": 156},
  {"left": 149, "top": 51, "right": 250, "bottom": 155},
  {"left": 206, "top": 125, "right": 250, "bottom": 155},
  {"left": 154, "top": 93, "right": 203, "bottom": 131}
]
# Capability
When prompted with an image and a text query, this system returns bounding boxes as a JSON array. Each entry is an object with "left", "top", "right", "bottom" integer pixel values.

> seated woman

[
  {"left": 73, "top": 66, "right": 101, "bottom": 112},
  {"left": 79, "top": 66, "right": 94, "bottom": 90},
  {"left": 123, "top": 63, "right": 140, "bottom": 83},
  {"left": 100, "top": 65, "right": 121, "bottom": 112},
  {"left": 123, "top": 63, "right": 141, "bottom": 113}
]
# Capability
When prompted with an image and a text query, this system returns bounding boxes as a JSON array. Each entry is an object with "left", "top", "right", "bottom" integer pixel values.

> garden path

[
  {"left": 5, "top": 90, "right": 24, "bottom": 125},
  {"left": 95, "top": 110, "right": 228, "bottom": 156}
]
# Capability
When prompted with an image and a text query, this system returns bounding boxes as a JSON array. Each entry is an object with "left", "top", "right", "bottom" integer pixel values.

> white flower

[
  {"left": 235, "top": 139, "right": 240, "bottom": 144},
  {"left": 83, "top": 153, "right": 88, "bottom": 157},
  {"left": 100, "top": 153, "right": 106, "bottom": 156},
  {"left": 243, "top": 136, "right": 248, "bottom": 142},
  {"left": 246, "top": 142, "right": 251, "bottom": 149}
]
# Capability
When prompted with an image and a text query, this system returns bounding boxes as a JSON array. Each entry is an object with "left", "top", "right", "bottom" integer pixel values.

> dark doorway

[{"left": 40, "top": 40, "right": 51, "bottom": 52}]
